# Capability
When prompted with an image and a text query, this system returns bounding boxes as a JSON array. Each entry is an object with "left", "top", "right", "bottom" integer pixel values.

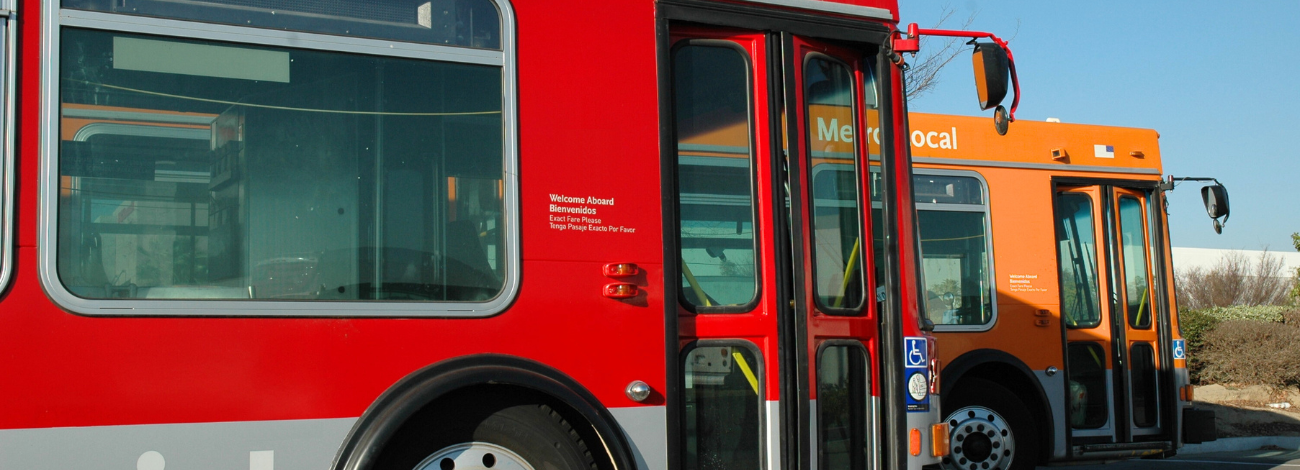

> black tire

[
  {"left": 375, "top": 402, "right": 598, "bottom": 470},
  {"left": 942, "top": 378, "right": 1040, "bottom": 470}
]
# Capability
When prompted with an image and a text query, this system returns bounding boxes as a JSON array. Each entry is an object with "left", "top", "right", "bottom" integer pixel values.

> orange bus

[{"left": 904, "top": 113, "right": 1221, "bottom": 469}]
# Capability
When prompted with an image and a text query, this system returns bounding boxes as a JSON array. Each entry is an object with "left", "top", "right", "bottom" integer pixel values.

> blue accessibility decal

[
  {"left": 1173, "top": 339, "right": 1186, "bottom": 360},
  {"left": 904, "top": 336, "right": 929, "bottom": 412}
]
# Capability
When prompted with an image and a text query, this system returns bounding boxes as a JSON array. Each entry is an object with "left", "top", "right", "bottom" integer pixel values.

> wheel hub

[
  {"left": 942, "top": 406, "right": 1015, "bottom": 470},
  {"left": 414, "top": 442, "right": 536, "bottom": 470}
]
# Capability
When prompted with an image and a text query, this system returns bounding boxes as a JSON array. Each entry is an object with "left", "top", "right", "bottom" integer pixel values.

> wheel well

[
  {"left": 947, "top": 362, "right": 1052, "bottom": 464},
  {"left": 375, "top": 384, "right": 616, "bottom": 470},
  {"left": 331, "top": 355, "right": 635, "bottom": 470}
]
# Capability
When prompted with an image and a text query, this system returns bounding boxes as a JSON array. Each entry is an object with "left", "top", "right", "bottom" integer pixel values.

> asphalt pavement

[{"left": 1039, "top": 447, "right": 1300, "bottom": 470}]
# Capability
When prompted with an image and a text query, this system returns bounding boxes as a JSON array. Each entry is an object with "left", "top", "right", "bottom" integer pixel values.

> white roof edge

[{"left": 741, "top": 0, "right": 893, "bottom": 21}]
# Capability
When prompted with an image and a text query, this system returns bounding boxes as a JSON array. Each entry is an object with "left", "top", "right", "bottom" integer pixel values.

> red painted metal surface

[{"left": 0, "top": 0, "right": 924, "bottom": 449}]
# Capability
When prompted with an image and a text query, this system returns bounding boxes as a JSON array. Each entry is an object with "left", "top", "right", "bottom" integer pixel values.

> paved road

[{"left": 1041, "top": 448, "right": 1300, "bottom": 470}]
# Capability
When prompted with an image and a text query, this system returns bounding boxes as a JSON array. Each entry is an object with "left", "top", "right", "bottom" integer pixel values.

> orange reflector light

[
  {"left": 604, "top": 283, "right": 639, "bottom": 299},
  {"left": 909, "top": 428, "right": 921, "bottom": 456},
  {"left": 1180, "top": 384, "right": 1194, "bottom": 402},
  {"left": 603, "top": 263, "right": 640, "bottom": 277},
  {"left": 931, "top": 423, "right": 950, "bottom": 457},
  {"left": 1131, "top": 151, "right": 1145, "bottom": 158}
]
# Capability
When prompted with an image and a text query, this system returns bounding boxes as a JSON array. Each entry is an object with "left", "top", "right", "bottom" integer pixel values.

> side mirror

[
  {"left": 1201, "top": 184, "right": 1230, "bottom": 233},
  {"left": 971, "top": 42, "right": 1009, "bottom": 111}
]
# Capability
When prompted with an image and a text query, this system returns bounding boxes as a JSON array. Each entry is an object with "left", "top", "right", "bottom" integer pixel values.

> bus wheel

[
  {"left": 390, "top": 403, "right": 597, "bottom": 470},
  {"left": 941, "top": 378, "right": 1038, "bottom": 470}
]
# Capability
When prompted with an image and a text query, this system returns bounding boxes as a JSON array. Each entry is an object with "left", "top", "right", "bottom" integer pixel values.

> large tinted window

[
  {"left": 1057, "top": 193, "right": 1101, "bottom": 328},
  {"left": 805, "top": 55, "right": 864, "bottom": 311},
  {"left": 63, "top": 0, "right": 503, "bottom": 49},
  {"left": 914, "top": 174, "right": 993, "bottom": 327},
  {"left": 57, "top": 29, "right": 506, "bottom": 302},
  {"left": 673, "top": 44, "right": 758, "bottom": 310}
]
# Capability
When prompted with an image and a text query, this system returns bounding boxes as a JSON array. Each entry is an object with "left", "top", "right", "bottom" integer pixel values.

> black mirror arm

[
  {"left": 892, "top": 23, "right": 1020, "bottom": 121},
  {"left": 1160, "top": 176, "right": 1223, "bottom": 191}
]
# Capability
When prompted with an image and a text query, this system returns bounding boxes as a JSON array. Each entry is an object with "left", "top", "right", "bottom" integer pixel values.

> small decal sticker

[
  {"left": 904, "top": 336, "right": 930, "bottom": 412},
  {"left": 904, "top": 337, "right": 927, "bottom": 368},
  {"left": 1173, "top": 339, "right": 1186, "bottom": 360},
  {"left": 1094, "top": 144, "right": 1115, "bottom": 158},
  {"left": 908, "top": 372, "right": 929, "bottom": 401}
]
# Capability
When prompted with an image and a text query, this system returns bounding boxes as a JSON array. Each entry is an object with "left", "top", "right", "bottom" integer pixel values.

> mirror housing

[
  {"left": 972, "top": 42, "right": 1009, "bottom": 111},
  {"left": 1201, "top": 184, "right": 1229, "bottom": 234},
  {"left": 1201, "top": 184, "right": 1229, "bottom": 219}
]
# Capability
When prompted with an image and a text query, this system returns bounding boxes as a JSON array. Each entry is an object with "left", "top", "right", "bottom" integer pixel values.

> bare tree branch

[{"left": 905, "top": 5, "right": 978, "bottom": 100}]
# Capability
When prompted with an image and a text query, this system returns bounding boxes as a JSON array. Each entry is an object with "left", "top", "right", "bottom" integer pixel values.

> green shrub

[
  {"left": 1179, "top": 308, "right": 1221, "bottom": 384},
  {"left": 1200, "top": 319, "right": 1300, "bottom": 387},
  {"left": 1202, "top": 305, "right": 1292, "bottom": 323}
]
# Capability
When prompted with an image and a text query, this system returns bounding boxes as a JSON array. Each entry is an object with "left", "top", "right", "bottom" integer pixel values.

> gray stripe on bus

[
  {"left": 609, "top": 405, "right": 667, "bottom": 470},
  {"left": 0, "top": 418, "right": 355, "bottom": 470}
]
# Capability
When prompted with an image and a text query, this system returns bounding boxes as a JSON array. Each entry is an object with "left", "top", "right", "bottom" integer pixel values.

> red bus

[{"left": 0, "top": 1, "right": 1015, "bottom": 469}]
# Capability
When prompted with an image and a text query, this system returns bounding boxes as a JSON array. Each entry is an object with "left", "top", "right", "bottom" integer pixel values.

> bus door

[
  {"left": 1110, "top": 187, "right": 1164, "bottom": 440},
  {"left": 670, "top": 26, "right": 881, "bottom": 470},
  {"left": 1054, "top": 185, "right": 1164, "bottom": 448}
]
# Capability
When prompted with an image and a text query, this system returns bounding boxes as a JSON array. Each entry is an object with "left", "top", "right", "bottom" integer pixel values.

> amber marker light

[
  {"left": 909, "top": 428, "right": 922, "bottom": 456},
  {"left": 1051, "top": 148, "right": 1068, "bottom": 161},
  {"left": 1180, "top": 384, "right": 1195, "bottom": 402},
  {"left": 1131, "top": 150, "right": 1145, "bottom": 158},
  {"left": 603, "top": 263, "right": 640, "bottom": 277},
  {"left": 604, "top": 283, "right": 639, "bottom": 299},
  {"left": 931, "top": 423, "right": 950, "bottom": 457}
]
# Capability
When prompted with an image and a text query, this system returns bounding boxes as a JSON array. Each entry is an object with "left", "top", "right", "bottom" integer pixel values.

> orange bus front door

[{"left": 1055, "top": 185, "right": 1164, "bottom": 449}]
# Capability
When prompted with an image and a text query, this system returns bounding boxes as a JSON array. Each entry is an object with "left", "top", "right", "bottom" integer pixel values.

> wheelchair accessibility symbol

[
  {"left": 1173, "top": 339, "right": 1186, "bottom": 360},
  {"left": 904, "top": 337, "right": 927, "bottom": 368}
]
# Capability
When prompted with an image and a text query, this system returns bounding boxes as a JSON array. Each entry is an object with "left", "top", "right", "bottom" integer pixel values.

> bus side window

[{"left": 913, "top": 173, "right": 994, "bottom": 327}]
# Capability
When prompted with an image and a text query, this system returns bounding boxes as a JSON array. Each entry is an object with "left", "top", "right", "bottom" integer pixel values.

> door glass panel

[
  {"left": 684, "top": 344, "right": 762, "bottom": 470},
  {"left": 804, "top": 55, "right": 864, "bottom": 311},
  {"left": 1118, "top": 196, "right": 1153, "bottom": 329},
  {"left": 673, "top": 44, "right": 758, "bottom": 310},
  {"left": 1067, "top": 342, "right": 1109, "bottom": 429},
  {"left": 1130, "top": 342, "right": 1159, "bottom": 427},
  {"left": 1056, "top": 193, "right": 1101, "bottom": 328},
  {"left": 818, "top": 344, "right": 871, "bottom": 470}
]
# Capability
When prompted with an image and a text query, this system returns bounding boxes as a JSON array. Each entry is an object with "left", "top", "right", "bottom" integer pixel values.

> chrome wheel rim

[
  {"left": 942, "top": 406, "right": 1015, "bottom": 470},
  {"left": 414, "top": 442, "right": 536, "bottom": 470}
]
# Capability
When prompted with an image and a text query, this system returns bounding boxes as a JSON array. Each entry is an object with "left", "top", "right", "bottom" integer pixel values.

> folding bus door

[
  {"left": 1055, "top": 186, "right": 1118, "bottom": 444},
  {"left": 785, "top": 35, "right": 882, "bottom": 470},
  {"left": 1056, "top": 185, "right": 1166, "bottom": 450},
  {"left": 1110, "top": 188, "right": 1164, "bottom": 440},
  {"left": 669, "top": 25, "right": 883, "bottom": 470}
]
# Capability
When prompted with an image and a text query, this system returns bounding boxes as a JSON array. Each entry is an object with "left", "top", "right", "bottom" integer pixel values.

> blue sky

[{"left": 901, "top": 1, "right": 1300, "bottom": 251}]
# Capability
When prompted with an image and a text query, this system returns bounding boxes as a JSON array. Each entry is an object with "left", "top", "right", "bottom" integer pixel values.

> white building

[{"left": 1171, "top": 247, "right": 1300, "bottom": 278}]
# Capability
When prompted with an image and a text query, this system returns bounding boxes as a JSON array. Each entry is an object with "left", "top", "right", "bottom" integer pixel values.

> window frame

[
  {"left": 912, "top": 168, "right": 997, "bottom": 332},
  {"left": 39, "top": 1, "right": 520, "bottom": 317},
  {"left": 0, "top": 7, "right": 14, "bottom": 295}
]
